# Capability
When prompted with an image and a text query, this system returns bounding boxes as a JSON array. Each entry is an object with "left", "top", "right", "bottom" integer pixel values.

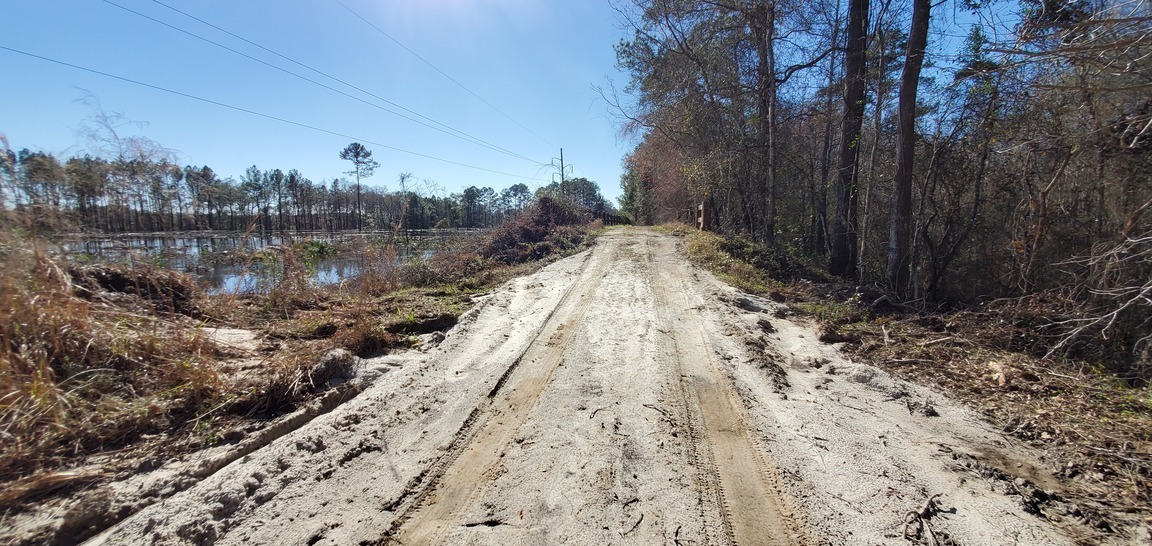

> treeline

[
  {"left": 615, "top": 0, "right": 1149, "bottom": 368},
  {"left": 0, "top": 147, "right": 612, "bottom": 234}
]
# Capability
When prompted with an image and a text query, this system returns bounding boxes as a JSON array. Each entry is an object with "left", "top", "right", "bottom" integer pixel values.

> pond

[
  {"left": 62, "top": 231, "right": 462, "bottom": 294},
  {"left": 202, "top": 250, "right": 437, "bottom": 294}
]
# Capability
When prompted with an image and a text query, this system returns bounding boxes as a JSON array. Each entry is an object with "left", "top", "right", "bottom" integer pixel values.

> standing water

[{"left": 62, "top": 231, "right": 456, "bottom": 294}]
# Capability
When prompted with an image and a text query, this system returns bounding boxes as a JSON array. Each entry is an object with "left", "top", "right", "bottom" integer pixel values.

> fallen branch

[
  {"left": 1086, "top": 446, "right": 1152, "bottom": 466},
  {"left": 918, "top": 337, "right": 954, "bottom": 347},
  {"left": 902, "top": 493, "right": 943, "bottom": 545},
  {"left": 793, "top": 433, "right": 832, "bottom": 450},
  {"left": 621, "top": 512, "right": 644, "bottom": 536},
  {"left": 642, "top": 403, "right": 671, "bottom": 419}
]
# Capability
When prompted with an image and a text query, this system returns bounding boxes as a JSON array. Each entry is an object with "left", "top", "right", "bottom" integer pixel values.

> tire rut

[
  {"left": 81, "top": 230, "right": 1082, "bottom": 545},
  {"left": 375, "top": 245, "right": 612, "bottom": 545},
  {"left": 648, "top": 238, "right": 806, "bottom": 546}
]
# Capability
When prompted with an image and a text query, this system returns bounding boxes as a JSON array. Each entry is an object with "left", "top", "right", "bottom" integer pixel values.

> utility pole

[{"left": 551, "top": 149, "right": 570, "bottom": 200}]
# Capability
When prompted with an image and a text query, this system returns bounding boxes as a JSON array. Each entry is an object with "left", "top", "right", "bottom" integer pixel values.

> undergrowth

[
  {"left": 0, "top": 230, "right": 221, "bottom": 487},
  {"left": 677, "top": 226, "right": 829, "bottom": 292},
  {"left": 480, "top": 196, "right": 592, "bottom": 265}
]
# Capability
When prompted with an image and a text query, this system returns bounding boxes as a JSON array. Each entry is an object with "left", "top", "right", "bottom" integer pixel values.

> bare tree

[{"left": 886, "top": 0, "right": 930, "bottom": 297}]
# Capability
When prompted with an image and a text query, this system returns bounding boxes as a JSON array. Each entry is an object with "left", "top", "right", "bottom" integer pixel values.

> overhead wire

[
  {"left": 144, "top": 0, "right": 546, "bottom": 167},
  {"left": 101, "top": 0, "right": 545, "bottom": 165},
  {"left": 0, "top": 45, "right": 550, "bottom": 182},
  {"left": 332, "top": 0, "right": 556, "bottom": 148}
]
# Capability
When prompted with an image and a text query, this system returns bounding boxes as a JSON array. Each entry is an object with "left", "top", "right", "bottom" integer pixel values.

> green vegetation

[
  {"left": 679, "top": 226, "right": 827, "bottom": 294},
  {"left": 295, "top": 239, "right": 337, "bottom": 265},
  {"left": 791, "top": 300, "right": 865, "bottom": 325}
]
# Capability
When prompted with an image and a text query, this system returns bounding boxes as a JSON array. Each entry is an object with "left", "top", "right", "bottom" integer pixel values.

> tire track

[
  {"left": 648, "top": 237, "right": 805, "bottom": 546},
  {"left": 639, "top": 237, "right": 726, "bottom": 545},
  {"left": 376, "top": 242, "right": 613, "bottom": 545}
]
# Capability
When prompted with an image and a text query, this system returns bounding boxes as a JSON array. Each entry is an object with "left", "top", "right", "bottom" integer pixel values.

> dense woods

[
  {"left": 0, "top": 140, "right": 612, "bottom": 235},
  {"left": 614, "top": 0, "right": 1150, "bottom": 374}
]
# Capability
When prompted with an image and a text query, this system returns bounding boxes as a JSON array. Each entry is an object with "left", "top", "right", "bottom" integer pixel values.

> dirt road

[{"left": 89, "top": 229, "right": 1078, "bottom": 545}]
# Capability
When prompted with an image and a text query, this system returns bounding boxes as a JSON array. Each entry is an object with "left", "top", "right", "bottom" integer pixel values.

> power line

[
  {"left": 0, "top": 45, "right": 550, "bottom": 182},
  {"left": 144, "top": 0, "right": 545, "bottom": 167},
  {"left": 103, "top": 0, "right": 534, "bottom": 163},
  {"left": 101, "top": 0, "right": 544, "bottom": 165},
  {"left": 332, "top": 0, "right": 556, "bottom": 147}
]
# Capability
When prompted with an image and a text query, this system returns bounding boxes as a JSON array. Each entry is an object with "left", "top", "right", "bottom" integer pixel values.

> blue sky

[{"left": 1, "top": 0, "right": 635, "bottom": 201}]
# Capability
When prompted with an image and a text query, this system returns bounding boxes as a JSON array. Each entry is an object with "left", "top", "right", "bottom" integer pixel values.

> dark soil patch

[{"left": 384, "top": 312, "right": 458, "bottom": 335}]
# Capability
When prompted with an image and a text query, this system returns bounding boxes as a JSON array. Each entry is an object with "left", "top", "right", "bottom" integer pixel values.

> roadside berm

[{"left": 80, "top": 229, "right": 1103, "bottom": 544}]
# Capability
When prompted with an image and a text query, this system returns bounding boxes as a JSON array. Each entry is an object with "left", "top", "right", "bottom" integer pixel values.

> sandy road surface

[{"left": 90, "top": 229, "right": 1076, "bottom": 545}]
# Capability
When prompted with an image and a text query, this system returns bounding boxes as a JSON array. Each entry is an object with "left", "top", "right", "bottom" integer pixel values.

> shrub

[
  {"left": 683, "top": 230, "right": 830, "bottom": 293},
  {"left": 481, "top": 197, "right": 589, "bottom": 264},
  {"left": 716, "top": 235, "right": 830, "bottom": 283}
]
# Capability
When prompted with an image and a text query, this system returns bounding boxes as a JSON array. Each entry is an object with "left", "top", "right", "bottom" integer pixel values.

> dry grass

[
  {"left": 0, "top": 229, "right": 222, "bottom": 485},
  {"left": 678, "top": 227, "right": 828, "bottom": 293},
  {"left": 0, "top": 200, "right": 600, "bottom": 517}
]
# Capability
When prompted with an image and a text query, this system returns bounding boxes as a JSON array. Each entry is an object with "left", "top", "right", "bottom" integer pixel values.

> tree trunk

[
  {"left": 860, "top": 1, "right": 892, "bottom": 283},
  {"left": 813, "top": 5, "right": 840, "bottom": 255},
  {"left": 753, "top": 1, "right": 778, "bottom": 244},
  {"left": 814, "top": 54, "right": 836, "bottom": 254},
  {"left": 886, "top": 0, "right": 930, "bottom": 298},
  {"left": 830, "top": 0, "right": 869, "bottom": 278},
  {"left": 356, "top": 177, "right": 362, "bottom": 233}
]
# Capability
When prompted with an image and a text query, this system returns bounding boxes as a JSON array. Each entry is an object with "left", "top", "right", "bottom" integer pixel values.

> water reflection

[
  {"left": 203, "top": 252, "right": 434, "bottom": 295},
  {"left": 63, "top": 232, "right": 452, "bottom": 294}
]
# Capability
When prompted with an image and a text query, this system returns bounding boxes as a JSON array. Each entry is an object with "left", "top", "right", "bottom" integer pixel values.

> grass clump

[
  {"left": 0, "top": 232, "right": 221, "bottom": 486},
  {"left": 713, "top": 234, "right": 830, "bottom": 283},
  {"left": 681, "top": 228, "right": 828, "bottom": 293},
  {"left": 686, "top": 232, "right": 773, "bottom": 293}
]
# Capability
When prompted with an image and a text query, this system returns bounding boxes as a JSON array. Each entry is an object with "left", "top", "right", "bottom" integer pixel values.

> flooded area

[{"left": 61, "top": 230, "right": 463, "bottom": 294}]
